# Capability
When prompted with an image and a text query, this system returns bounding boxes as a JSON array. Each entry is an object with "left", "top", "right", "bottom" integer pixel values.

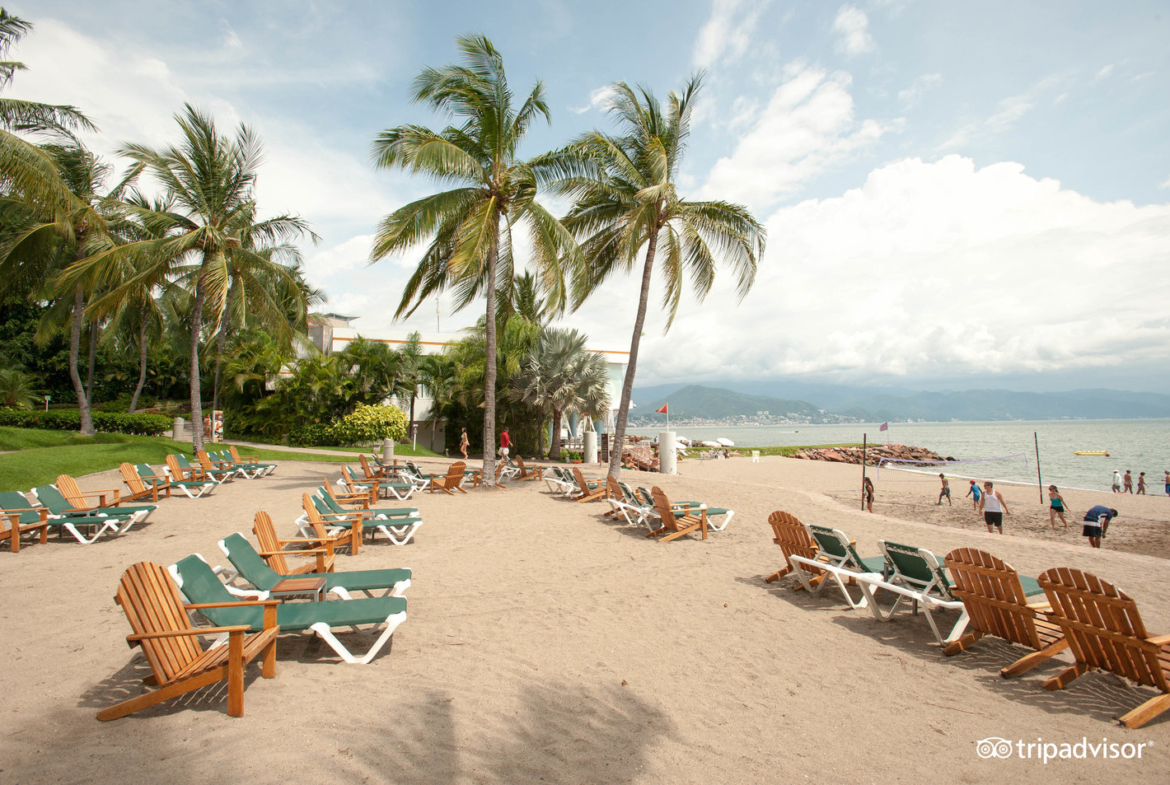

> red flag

[
  {"left": 655, "top": 403, "right": 669, "bottom": 414},
  {"left": 879, "top": 422, "right": 889, "bottom": 432}
]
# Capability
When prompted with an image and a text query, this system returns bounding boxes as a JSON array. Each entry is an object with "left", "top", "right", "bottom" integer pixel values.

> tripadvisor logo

[{"left": 976, "top": 737, "right": 1153, "bottom": 763}]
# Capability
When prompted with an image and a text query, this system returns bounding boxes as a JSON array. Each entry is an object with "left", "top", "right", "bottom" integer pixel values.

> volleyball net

[{"left": 875, "top": 452, "right": 1031, "bottom": 482}]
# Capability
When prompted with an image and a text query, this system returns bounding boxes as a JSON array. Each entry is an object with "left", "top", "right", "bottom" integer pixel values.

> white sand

[{"left": 1, "top": 455, "right": 1167, "bottom": 784}]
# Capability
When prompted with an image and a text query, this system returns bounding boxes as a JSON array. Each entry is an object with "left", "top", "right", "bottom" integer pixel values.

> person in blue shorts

[
  {"left": 1083, "top": 505, "right": 1117, "bottom": 549},
  {"left": 965, "top": 479, "right": 981, "bottom": 511}
]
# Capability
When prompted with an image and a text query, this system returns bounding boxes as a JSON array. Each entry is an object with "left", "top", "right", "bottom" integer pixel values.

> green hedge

[
  {"left": 0, "top": 408, "right": 172, "bottom": 436},
  {"left": 289, "top": 403, "right": 408, "bottom": 447}
]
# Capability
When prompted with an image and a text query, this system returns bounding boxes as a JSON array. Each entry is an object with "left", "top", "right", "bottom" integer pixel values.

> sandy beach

[{"left": 2, "top": 454, "right": 1168, "bottom": 784}]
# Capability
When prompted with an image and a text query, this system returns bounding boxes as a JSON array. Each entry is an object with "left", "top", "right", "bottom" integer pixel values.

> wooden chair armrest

[
  {"left": 63, "top": 506, "right": 100, "bottom": 514},
  {"left": 1146, "top": 634, "right": 1170, "bottom": 645},
  {"left": 276, "top": 537, "right": 330, "bottom": 545},
  {"left": 258, "top": 547, "right": 330, "bottom": 556},
  {"left": 184, "top": 600, "right": 281, "bottom": 609},
  {"left": 128, "top": 626, "right": 252, "bottom": 641}
]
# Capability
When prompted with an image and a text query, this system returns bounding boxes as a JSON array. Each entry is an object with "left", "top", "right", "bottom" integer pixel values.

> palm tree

[
  {"left": 370, "top": 33, "right": 579, "bottom": 485},
  {"left": 540, "top": 77, "right": 766, "bottom": 478},
  {"left": 0, "top": 367, "right": 39, "bottom": 408},
  {"left": 70, "top": 104, "right": 315, "bottom": 450}
]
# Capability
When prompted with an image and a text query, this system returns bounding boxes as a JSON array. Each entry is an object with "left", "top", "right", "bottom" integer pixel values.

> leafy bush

[
  {"left": 0, "top": 408, "right": 172, "bottom": 436},
  {"left": 289, "top": 403, "right": 408, "bottom": 447}
]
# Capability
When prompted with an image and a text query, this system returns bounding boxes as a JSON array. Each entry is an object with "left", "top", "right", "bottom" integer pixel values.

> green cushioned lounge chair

[
  {"left": 137, "top": 463, "right": 217, "bottom": 499},
  {"left": 28, "top": 486, "right": 136, "bottom": 537},
  {"left": 170, "top": 554, "right": 408, "bottom": 665},
  {"left": 302, "top": 491, "right": 423, "bottom": 546},
  {"left": 787, "top": 525, "right": 889, "bottom": 608}
]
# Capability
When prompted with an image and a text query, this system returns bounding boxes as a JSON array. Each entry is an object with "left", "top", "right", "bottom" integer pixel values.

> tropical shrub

[
  {"left": 0, "top": 409, "right": 172, "bottom": 435},
  {"left": 289, "top": 403, "right": 408, "bottom": 447}
]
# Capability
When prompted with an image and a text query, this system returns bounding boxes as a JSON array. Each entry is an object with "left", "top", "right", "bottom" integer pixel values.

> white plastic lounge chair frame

[
  {"left": 787, "top": 525, "right": 889, "bottom": 609},
  {"left": 848, "top": 541, "right": 969, "bottom": 644}
]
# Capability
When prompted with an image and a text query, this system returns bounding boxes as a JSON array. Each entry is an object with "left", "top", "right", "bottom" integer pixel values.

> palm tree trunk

[
  {"left": 85, "top": 320, "right": 98, "bottom": 405},
  {"left": 189, "top": 272, "right": 208, "bottom": 452},
  {"left": 211, "top": 318, "right": 228, "bottom": 422},
  {"left": 550, "top": 406, "right": 563, "bottom": 461},
  {"left": 607, "top": 224, "right": 661, "bottom": 479},
  {"left": 129, "top": 320, "right": 148, "bottom": 414},
  {"left": 68, "top": 284, "right": 95, "bottom": 435},
  {"left": 537, "top": 411, "right": 545, "bottom": 458},
  {"left": 482, "top": 226, "right": 498, "bottom": 487}
]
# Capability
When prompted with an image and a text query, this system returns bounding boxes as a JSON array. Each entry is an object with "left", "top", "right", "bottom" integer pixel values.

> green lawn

[{"left": 0, "top": 427, "right": 439, "bottom": 492}]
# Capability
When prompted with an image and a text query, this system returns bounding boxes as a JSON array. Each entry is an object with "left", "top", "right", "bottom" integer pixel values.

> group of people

[
  {"left": 1110, "top": 469, "right": 1169, "bottom": 495},
  {"left": 934, "top": 473, "right": 1118, "bottom": 549}
]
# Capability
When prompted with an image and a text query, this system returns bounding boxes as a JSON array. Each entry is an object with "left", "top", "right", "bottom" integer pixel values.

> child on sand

[
  {"left": 979, "top": 481, "right": 1009, "bottom": 534},
  {"left": 1047, "top": 485, "right": 1068, "bottom": 530},
  {"left": 965, "top": 479, "right": 981, "bottom": 510},
  {"left": 937, "top": 473, "right": 951, "bottom": 506}
]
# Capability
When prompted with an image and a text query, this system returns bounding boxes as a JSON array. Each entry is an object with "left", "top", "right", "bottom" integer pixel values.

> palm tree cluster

[{"left": 373, "top": 35, "right": 765, "bottom": 480}]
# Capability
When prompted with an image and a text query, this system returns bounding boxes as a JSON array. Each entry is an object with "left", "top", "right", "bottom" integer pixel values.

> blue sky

[{"left": 10, "top": 0, "right": 1170, "bottom": 392}]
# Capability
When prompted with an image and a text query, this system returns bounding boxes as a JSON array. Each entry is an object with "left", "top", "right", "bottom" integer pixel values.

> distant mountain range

[{"left": 631, "top": 382, "right": 1170, "bottom": 423}]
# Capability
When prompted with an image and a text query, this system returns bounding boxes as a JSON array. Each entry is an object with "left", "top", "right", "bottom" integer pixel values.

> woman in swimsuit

[
  {"left": 1047, "top": 485, "right": 1068, "bottom": 530},
  {"left": 459, "top": 427, "right": 469, "bottom": 460},
  {"left": 863, "top": 477, "right": 875, "bottom": 513}
]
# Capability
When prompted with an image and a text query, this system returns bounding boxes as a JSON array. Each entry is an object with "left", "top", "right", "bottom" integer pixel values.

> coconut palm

[
  {"left": 370, "top": 33, "right": 579, "bottom": 485},
  {"left": 539, "top": 76, "right": 765, "bottom": 477},
  {"left": 69, "top": 104, "right": 315, "bottom": 450}
]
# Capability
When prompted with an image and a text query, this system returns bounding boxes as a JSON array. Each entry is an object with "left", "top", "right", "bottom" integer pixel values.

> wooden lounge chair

[
  {"left": 429, "top": 462, "right": 469, "bottom": 495},
  {"left": 119, "top": 462, "right": 171, "bottom": 502},
  {"left": 252, "top": 510, "right": 335, "bottom": 575},
  {"left": 30, "top": 484, "right": 137, "bottom": 536},
  {"left": 359, "top": 454, "right": 390, "bottom": 481},
  {"left": 96, "top": 561, "right": 278, "bottom": 721},
  {"left": 304, "top": 491, "right": 423, "bottom": 546},
  {"left": 942, "top": 547, "right": 1066, "bottom": 676},
  {"left": 1, "top": 507, "right": 49, "bottom": 552},
  {"left": 515, "top": 455, "right": 543, "bottom": 481},
  {"left": 170, "top": 555, "right": 407, "bottom": 665},
  {"left": 646, "top": 486, "right": 707, "bottom": 542},
  {"left": 301, "top": 493, "right": 361, "bottom": 555},
  {"left": 764, "top": 511, "right": 823, "bottom": 585},
  {"left": 229, "top": 445, "right": 276, "bottom": 475},
  {"left": 56, "top": 474, "right": 156, "bottom": 525},
  {"left": 197, "top": 450, "right": 241, "bottom": 482},
  {"left": 1037, "top": 567, "right": 1170, "bottom": 728},
  {"left": 2, "top": 490, "right": 118, "bottom": 545},
  {"left": 571, "top": 468, "right": 607, "bottom": 503}
]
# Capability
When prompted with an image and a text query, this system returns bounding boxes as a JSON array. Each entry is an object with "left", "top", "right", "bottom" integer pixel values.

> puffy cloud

[
  {"left": 611, "top": 156, "right": 1170, "bottom": 385},
  {"left": 692, "top": 0, "right": 773, "bottom": 70},
  {"left": 700, "top": 64, "right": 894, "bottom": 210},
  {"left": 831, "top": 6, "right": 875, "bottom": 57}
]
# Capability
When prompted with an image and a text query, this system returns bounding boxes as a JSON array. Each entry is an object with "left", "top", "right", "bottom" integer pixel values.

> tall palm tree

[
  {"left": 70, "top": 104, "right": 315, "bottom": 450},
  {"left": 540, "top": 77, "right": 766, "bottom": 478},
  {"left": 370, "top": 33, "right": 580, "bottom": 485}
]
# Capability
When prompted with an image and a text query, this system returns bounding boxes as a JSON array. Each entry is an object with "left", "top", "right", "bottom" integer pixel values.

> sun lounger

[
  {"left": 300, "top": 493, "right": 362, "bottom": 555},
  {"left": 29, "top": 484, "right": 137, "bottom": 536},
  {"left": 96, "top": 561, "right": 279, "bottom": 721},
  {"left": 787, "top": 525, "right": 889, "bottom": 608},
  {"left": 118, "top": 462, "right": 171, "bottom": 502},
  {"left": 0, "top": 504, "right": 49, "bottom": 552},
  {"left": 570, "top": 468, "right": 607, "bottom": 503},
  {"left": 146, "top": 461, "right": 216, "bottom": 498},
  {"left": 207, "top": 450, "right": 263, "bottom": 479},
  {"left": 197, "top": 450, "right": 243, "bottom": 481},
  {"left": 429, "top": 461, "right": 469, "bottom": 495},
  {"left": 56, "top": 474, "right": 156, "bottom": 525},
  {"left": 229, "top": 445, "right": 276, "bottom": 475},
  {"left": 515, "top": 455, "right": 543, "bottom": 481},
  {"left": 942, "top": 547, "right": 1066, "bottom": 676},
  {"left": 645, "top": 486, "right": 708, "bottom": 542},
  {"left": 253, "top": 510, "right": 336, "bottom": 575},
  {"left": 1035, "top": 567, "right": 1170, "bottom": 728},
  {"left": 2, "top": 490, "right": 118, "bottom": 545},
  {"left": 309, "top": 492, "right": 423, "bottom": 546},
  {"left": 170, "top": 554, "right": 407, "bottom": 665},
  {"left": 544, "top": 467, "right": 576, "bottom": 495}
]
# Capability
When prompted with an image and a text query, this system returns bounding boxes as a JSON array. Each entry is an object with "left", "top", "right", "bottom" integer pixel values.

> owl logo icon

[{"left": 975, "top": 738, "right": 1013, "bottom": 759}]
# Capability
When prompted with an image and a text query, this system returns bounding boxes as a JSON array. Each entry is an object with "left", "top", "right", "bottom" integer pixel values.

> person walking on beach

[
  {"left": 1083, "top": 505, "right": 1117, "bottom": 549},
  {"left": 1047, "top": 485, "right": 1068, "bottom": 530},
  {"left": 499, "top": 427, "right": 510, "bottom": 460},
  {"left": 1165, "top": 470, "right": 1170, "bottom": 497},
  {"left": 965, "top": 479, "right": 981, "bottom": 511},
  {"left": 979, "top": 481, "right": 1009, "bottom": 534},
  {"left": 863, "top": 477, "right": 875, "bottom": 513},
  {"left": 937, "top": 473, "right": 951, "bottom": 506},
  {"left": 459, "top": 427, "right": 469, "bottom": 460},
  {"left": 1137, "top": 472, "right": 1146, "bottom": 495},
  {"left": 1123, "top": 470, "right": 1133, "bottom": 494},
  {"left": 1112, "top": 470, "right": 1121, "bottom": 493}
]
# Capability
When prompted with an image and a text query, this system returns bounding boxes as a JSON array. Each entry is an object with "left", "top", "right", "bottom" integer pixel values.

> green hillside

[{"left": 641, "top": 385, "right": 822, "bottom": 420}]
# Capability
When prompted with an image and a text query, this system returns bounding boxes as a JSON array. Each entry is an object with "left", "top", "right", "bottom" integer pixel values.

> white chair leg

[{"left": 308, "top": 611, "right": 407, "bottom": 665}]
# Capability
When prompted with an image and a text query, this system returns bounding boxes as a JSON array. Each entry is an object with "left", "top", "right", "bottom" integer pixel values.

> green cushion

[
  {"left": 31, "top": 486, "right": 131, "bottom": 521},
  {"left": 222, "top": 533, "right": 413, "bottom": 594},
  {"left": 1018, "top": 575, "right": 1045, "bottom": 597},
  {"left": 0, "top": 491, "right": 42, "bottom": 525},
  {"left": 324, "top": 568, "right": 412, "bottom": 593}
]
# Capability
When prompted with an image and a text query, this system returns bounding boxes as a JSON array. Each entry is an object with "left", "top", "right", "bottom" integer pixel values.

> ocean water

[{"left": 628, "top": 419, "right": 1170, "bottom": 493}]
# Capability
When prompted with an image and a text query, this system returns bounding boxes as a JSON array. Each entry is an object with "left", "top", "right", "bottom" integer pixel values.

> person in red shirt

[{"left": 499, "top": 428, "right": 510, "bottom": 459}]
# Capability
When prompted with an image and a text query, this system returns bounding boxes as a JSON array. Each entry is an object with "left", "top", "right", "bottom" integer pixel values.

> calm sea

[{"left": 629, "top": 419, "right": 1170, "bottom": 493}]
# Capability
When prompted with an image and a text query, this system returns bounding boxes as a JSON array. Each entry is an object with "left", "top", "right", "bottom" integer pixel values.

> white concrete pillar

[
  {"left": 583, "top": 431, "right": 598, "bottom": 463},
  {"left": 659, "top": 431, "right": 677, "bottom": 475},
  {"left": 383, "top": 438, "right": 395, "bottom": 462}
]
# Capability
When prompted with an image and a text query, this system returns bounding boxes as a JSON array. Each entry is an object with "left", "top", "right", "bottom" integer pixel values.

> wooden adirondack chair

[
  {"left": 604, "top": 477, "right": 625, "bottom": 517},
  {"left": 942, "top": 547, "right": 1067, "bottom": 676},
  {"left": 166, "top": 453, "right": 207, "bottom": 482},
  {"left": 1, "top": 509, "right": 49, "bottom": 553},
  {"left": 253, "top": 510, "right": 335, "bottom": 575},
  {"left": 429, "top": 462, "right": 469, "bottom": 495},
  {"left": 764, "top": 511, "right": 824, "bottom": 587},
  {"left": 302, "top": 494, "right": 362, "bottom": 555},
  {"left": 341, "top": 466, "right": 379, "bottom": 503},
  {"left": 571, "top": 468, "right": 607, "bottom": 503},
  {"left": 56, "top": 473, "right": 127, "bottom": 509},
  {"left": 322, "top": 476, "right": 374, "bottom": 509},
  {"left": 1037, "top": 567, "right": 1170, "bottom": 728},
  {"left": 120, "top": 462, "right": 170, "bottom": 502},
  {"left": 646, "top": 486, "right": 707, "bottom": 542},
  {"left": 359, "top": 454, "right": 389, "bottom": 480},
  {"left": 96, "top": 561, "right": 279, "bottom": 721},
  {"left": 197, "top": 450, "right": 237, "bottom": 481},
  {"left": 515, "top": 455, "right": 543, "bottom": 481}
]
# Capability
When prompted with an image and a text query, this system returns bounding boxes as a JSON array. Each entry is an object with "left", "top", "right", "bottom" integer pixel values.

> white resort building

[{"left": 307, "top": 313, "right": 629, "bottom": 454}]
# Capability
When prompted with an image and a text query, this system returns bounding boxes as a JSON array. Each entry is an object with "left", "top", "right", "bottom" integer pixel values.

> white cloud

[
  {"left": 219, "top": 20, "right": 243, "bottom": 51},
  {"left": 700, "top": 64, "right": 895, "bottom": 210},
  {"left": 1094, "top": 63, "right": 1115, "bottom": 81},
  {"left": 939, "top": 75, "right": 1064, "bottom": 150},
  {"left": 692, "top": 0, "right": 773, "bottom": 70},
  {"left": 569, "top": 85, "right": 617, "bottom": 115},
  {"left": 831, "top": 6, "right": 875, "bottom": 57},
  {"left": 623, "top": 156, "right": 1170, "bottom": 384},
  {"left": 897, "top": 72, "right": 942, "bottom": 108}
]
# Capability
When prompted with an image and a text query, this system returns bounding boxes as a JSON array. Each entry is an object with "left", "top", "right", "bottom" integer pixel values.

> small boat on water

[{"left": 1073, "top": 450, "right": 1110, "bottom": 456}]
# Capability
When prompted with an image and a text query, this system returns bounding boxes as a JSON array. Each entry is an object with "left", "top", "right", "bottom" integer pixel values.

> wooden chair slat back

[
  {"left": 1039, "top": 567, "right": 1167, "bottom": 691},
  {"left": 358, "top": 454, "right": 376, "bottom": 480},
  {"left": 767, "top": 511, "right": 818, "bottom": 563},
  {"left": 447, "top": 461, "right": 466, "bottom": 483},
  {"left": 120, "top": 463, "right": 147, "bottom": 494},
  {"left": 650, "top": 487, "right": 687, "bottom": 531},
  {"left": 115, "top": 562, "right": 202, "bottom": 685},
  {"left": 253, "top": 511, "right": 291, "bottom": 575},
  {"left": 606, "top": 476, "right": 623, "bottom": 500},
  {"left": 196, "top": 451, "right": 213, "bottom": 470},
  {"left": 55, "top": 475, "right": 85, "bottom": 507},
  {"left": 945, "top": 548, "right": 1041, "bottom": 649},
  {"left": 572, "top": 468, "right": 591, "bottom": 493},
  {"left": 165, "top": 454, "right": 184, "bottom": 478}
]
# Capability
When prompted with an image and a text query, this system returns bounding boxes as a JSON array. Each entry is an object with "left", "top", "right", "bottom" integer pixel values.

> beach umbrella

[
  {"left": 717, "top": 437, "right": 735, "bottom": 446},
  {"left": 702, "top": 440, "right": 720, "bottom": 447}
]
